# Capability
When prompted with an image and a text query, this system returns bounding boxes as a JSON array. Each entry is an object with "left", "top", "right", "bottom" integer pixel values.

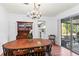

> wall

[
  {"left": 45, "top": 17, "right": 57, "bottom": 39},
  {"left": 0, "top": 5, "right": 8, "bottom": 54}
]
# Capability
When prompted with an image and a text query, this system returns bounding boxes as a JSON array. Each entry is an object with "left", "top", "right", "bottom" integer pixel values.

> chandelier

[{"left": 27, "top": 3, "right": 42, "bottom": 19}]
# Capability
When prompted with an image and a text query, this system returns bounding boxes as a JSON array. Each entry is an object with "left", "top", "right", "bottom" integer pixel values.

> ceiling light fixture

[{"left": 26, "top": 3, "right": 42, "bottom": 19}]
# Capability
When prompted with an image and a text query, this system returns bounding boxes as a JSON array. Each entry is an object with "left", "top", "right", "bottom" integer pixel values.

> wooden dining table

[{"left": 2, "top": 39, "right": 52, "bottom": 56}]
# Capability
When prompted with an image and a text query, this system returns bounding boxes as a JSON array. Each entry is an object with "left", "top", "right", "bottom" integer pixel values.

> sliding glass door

[
  {"left": 61, "top": 16, "right": 79, "bottom": 55},
  {"left": 71, "top": 19, "right": 79, "bottom": 54},
  {"left": 61, "top": 19, "right": 71, "bottom": 49}
]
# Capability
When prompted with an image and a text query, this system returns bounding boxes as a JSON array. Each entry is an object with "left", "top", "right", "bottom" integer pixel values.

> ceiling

[{"left": 1, "top": 3, "right": 79, "bottom": 17}]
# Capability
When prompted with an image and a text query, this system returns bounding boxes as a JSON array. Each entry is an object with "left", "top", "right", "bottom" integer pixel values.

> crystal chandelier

[{"left": 27, "top": 3, "right": 42, "bottom": 19}]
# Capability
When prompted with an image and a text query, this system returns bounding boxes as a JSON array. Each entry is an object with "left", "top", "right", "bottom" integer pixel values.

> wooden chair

[
  {"left": 46, "top": 44, "right": 52, "bottom": 56},
  {"left": 49, "top": 35, "right": 56, "bottom": 44},
  {"left": 33, "top": 47, "right": 45, "bottom": 56},
  {"left": 3, "top": 47, "right": 14, "bottom": 56},
  {"left": 3, "top": 47, "right": 9, "bottom": 56},
  {"left": 13, "top": 49, "right": 29, "bottom": 56}
]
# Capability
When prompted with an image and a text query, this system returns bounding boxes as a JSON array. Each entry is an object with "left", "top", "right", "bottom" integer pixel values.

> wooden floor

[
  {"left": 0, "top": 44, "right": 78, "bottom": 56},
  {"left": 51, "top": 44, "right": 78, "bottom": 56}
]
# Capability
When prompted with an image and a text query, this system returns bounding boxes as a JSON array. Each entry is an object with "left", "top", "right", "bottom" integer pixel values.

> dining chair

[
  {"left": 33, "top": 47, "right": 45, "bottom": 56},
  {"left": 49, "top": 35, "right": 56, "bottom": 44},
  {"left": 13, "top": 49, "right": 29, "bottom": 56}
]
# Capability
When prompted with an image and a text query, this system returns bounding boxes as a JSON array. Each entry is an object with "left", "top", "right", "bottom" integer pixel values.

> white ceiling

[{"left": 1, "top": 3, "right": 79, "bottom": 17}]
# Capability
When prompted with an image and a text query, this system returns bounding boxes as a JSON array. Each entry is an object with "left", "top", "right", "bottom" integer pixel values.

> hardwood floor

[
  {"left": 0, "top": 44, "right": 78, "bottom": 56},
  {"left": 51, "top": 44, "right": 78, "bottom": 56}
]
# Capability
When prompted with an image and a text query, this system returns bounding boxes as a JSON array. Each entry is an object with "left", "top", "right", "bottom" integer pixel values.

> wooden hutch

[{"left": 16, "top": 21, "right": 33, "bottom": 39}]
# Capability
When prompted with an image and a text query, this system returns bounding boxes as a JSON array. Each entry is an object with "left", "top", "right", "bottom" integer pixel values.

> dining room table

[{"left": 2, "top": 38, "right": 52, "bottom": 56}]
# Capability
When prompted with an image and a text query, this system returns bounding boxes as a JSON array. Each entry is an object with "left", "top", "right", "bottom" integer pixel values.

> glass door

[
  {"left": 71, "top": 19, "right": 79, "bottom": 54},
  {"left": 61, "top": 17, "right": 79, "bottom": 55},
  {"left": 61, "top": 19, "right": 71, "bottom": 48}
]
